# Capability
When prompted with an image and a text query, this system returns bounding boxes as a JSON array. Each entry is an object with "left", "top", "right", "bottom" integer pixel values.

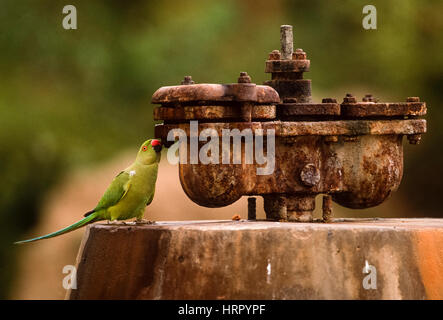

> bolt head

[
  {"left": 293, "top": 48, "right": 307, "bottom": 60},
  {"left": 268, "top": 50, "right": 281, "bottom": 60},
  {"left": 238, "top": 72, "right": 251, "bottom": 83},
  {"left": 181, "top": 76, "right": 195, "bottom": 85},
  {"left": 363, "top": 94, "right": 375, "bottom": 102},
  {"left": 322, "top": 98, "right": 337, "bottom": 103},
  {"left": 343, "top": 94, "right": 357, "bottom": 103},
  {"left": 300, "top": 163, "right": 321, "bottom": 187}
]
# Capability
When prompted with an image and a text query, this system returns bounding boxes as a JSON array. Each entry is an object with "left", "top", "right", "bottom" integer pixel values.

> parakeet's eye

[{"left": 142, "top": 146, "right": 148, "bottom": 151}]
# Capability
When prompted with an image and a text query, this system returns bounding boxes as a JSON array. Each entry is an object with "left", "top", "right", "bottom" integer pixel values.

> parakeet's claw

[
  {"left": 107, "top": 220, "right": 127, "bottom": 225},
  {"left": 135, "top": 218, "right": 155, "bottom": 225}
]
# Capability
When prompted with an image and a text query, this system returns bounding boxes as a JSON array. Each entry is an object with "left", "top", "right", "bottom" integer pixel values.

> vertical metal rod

[
  {"left": 238, "top": 72, "right": 253, "bottom": 122},
  {"left": 248, "top": 197, "right": 257, "bottom": 220},
  {"left": 322, "top": 195, "right": 333, "bottom": 223},
  {"left": 263, "top": 195, "right": 287, "bottom": 221},
  {"left": 280, "top": 25, "right": 293, "bottom": 60}
]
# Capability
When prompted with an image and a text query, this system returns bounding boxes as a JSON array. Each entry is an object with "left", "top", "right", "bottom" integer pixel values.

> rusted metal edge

[
  {"left": 341, "top": 102, "right": 427, "bottom": 117},
  {"left": 154, "top": 105, "right": 276, "bottom": 121},
  {"left": 151, "top": 83, "right": 280, "bottom": 104},
  {"left": 154, "top": 101, "right": 425, "bottom": 119},
  {"left": 155, "top": 119, "right": 426, "bottom": 138},
  {"left": 278, "top": 103, "right": 340, "bottom": 116}
]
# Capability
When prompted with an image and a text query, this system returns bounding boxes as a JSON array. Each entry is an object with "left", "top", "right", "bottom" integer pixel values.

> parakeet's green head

[{"left": 136, "top": 139, "right": 162, "bottom": 165}]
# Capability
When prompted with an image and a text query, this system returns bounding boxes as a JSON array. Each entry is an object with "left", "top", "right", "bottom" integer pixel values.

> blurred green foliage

[{"left": 0, "top": 0, "right": 442, "bottom": 298}]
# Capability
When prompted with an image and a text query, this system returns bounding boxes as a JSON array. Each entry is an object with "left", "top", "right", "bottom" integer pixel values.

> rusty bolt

[
  {"left": 322, "top": 98, "right": 337, "bottom": 103},
  {"left": 343, "top": 93, "right": 357, "bottom": 103},
  {"left": 407, "top": 134, "right": 422, "bottom": 145},
  {"left": 300, "top": 163, "right": 321, "bottom": 187},
  {"left": 324, "top": 135, "right": 339, "bottom": 143},
  {"left": 280, "top": 25, "right": 293, "bottom": 60},
  {"left": 268, "top": 50, "right": 281, "bottom": 60},
  {"left": 293, "top": 48, "right": 306, "bottom": 60},
  {"left": 322, "top": 195, "right": 333, "bottom": 223},
  {"left": 181, "top": 76, "right": 195, "bottom": 85},
  {"left": 407, "top": 97, "right": 420, "bottom": 102},
  {"left": 362, "top": 94, "right": 375, "bottom": 102},
  {"left": 248, "top": 197, "right": 257, "bottom": 220},
  {"left": 238, "top": 72, "right": 252, "bottom": 83}
]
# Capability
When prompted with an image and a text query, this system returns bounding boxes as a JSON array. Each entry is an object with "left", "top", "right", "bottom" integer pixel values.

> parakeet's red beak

[{"left": 151, "top": 139, "right": 162, "bottom": 153}]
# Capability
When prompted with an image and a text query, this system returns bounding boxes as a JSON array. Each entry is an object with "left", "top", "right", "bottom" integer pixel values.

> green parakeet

[{"left": 14, "top": 139, "right": 162, "bottom": 244}]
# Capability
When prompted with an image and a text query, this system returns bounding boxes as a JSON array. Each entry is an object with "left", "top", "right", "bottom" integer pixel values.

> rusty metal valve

[{"left": 153, "top": 25, "right": 426, "bottom": 222}]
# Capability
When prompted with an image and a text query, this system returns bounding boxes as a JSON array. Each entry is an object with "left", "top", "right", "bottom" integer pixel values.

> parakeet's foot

[
  {"left": 107, "top": 220, "right": 128, "bottom": 225},
  {"left": 135, "top": 218, "right": 156, "bottom": 225},
  {"left": 122, "top": 221, "right": 138, "bottom": 225}
]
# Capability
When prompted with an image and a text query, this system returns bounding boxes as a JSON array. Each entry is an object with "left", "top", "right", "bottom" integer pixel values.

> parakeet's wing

[
  {"left": 146, "top": 189, "right": 155, "bottom": 206},
  {"left": 146, "top": 164, "right": 158, "bottom": 206},
  {"left": 90, "top": 171, "right": 131, "bottom": 213}
]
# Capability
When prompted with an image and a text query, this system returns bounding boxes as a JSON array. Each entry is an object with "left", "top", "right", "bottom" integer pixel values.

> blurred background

[{"left": 1, "top": 0, "right": 442, "bottom": 299}]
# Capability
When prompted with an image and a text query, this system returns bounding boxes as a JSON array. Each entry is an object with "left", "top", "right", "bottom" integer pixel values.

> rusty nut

[{"left": 300, "top": 163, "right": 320, "bottom": 187}]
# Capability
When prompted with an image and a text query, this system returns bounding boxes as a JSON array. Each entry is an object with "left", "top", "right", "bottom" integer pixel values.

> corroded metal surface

[
  {"left": 264, "top": 78, "right": 311, "bottom": 103},
  {"left": 155, "top": 119, "right": 426, "bottom": 137},
  {"left": 277, "top": 102, "right": 340, "bottom": 117},
  {"left": 265, "top": 59, "right": 310, "bottom": 73},
  {"left": 152, "top": 82, "right": 279, "bottom": 105},
  {"left": 280, "top": 25, "right": 293, "bottom": 60},
  {"left": 151, "top": 25, "right": 427, "bottom": 221},
  {"left": 163, "top": 134, "right": 405, "bottom": 212},
  {"left": 265, "top": 36, "right": 311, "bottom": 103},
  {"left": 154, "top": 104, "right": 276, "bottom": 121},
  {"left": 69, "top": 220, "right": 443, "bottom": 300},
  {"left": 341, "top": 100, "right": 427, "bottom": 118},
  {"left": 322, "top": 195, "right": 333, "bottom": 222}
]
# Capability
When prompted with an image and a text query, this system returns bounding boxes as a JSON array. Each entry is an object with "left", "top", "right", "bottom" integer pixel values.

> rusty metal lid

[{"left": 152, "top": 75, "right": 280, "bottom": 105}]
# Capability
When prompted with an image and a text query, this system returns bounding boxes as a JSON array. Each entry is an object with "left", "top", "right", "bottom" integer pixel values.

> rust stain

[{"left": 414, "top": 230, "right": 443, "bottom": 299}]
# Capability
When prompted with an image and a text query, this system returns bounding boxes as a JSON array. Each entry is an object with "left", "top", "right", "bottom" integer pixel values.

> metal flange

[{"left": 152, "top": 77, "right": 279, "bottom": 105}]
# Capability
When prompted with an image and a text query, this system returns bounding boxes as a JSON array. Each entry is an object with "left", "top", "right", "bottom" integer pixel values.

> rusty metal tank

[{"left": 152, "top": 25, "right": 426, "bottom": 222}]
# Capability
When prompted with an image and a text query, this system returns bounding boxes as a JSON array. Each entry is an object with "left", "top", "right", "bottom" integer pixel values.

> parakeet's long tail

[{"left": 14, "top": 211, "right": 101, "bottom": 244}]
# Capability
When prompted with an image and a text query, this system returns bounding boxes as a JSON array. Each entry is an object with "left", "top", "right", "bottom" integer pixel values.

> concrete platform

[{"left": 67, "top": 218, "right": 443, "bottom": 300}]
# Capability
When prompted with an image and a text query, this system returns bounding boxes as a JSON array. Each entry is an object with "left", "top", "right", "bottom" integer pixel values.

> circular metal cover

[{"left": 152, "top": 83, "right": 280, "bottom": 105}]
